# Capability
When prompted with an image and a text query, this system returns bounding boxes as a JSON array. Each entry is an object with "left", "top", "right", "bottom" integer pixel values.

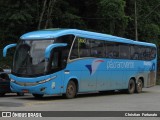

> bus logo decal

[
  {"left": 107, "top": 60, "right": 134, "bottom": 69},
  {"left": 86, "top": 59, "right": 104, "bottom": 75}
]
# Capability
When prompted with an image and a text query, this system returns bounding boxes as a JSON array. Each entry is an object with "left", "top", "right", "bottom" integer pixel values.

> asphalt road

[{"left": 0, "top": 85, "right": 160, "bottom": 120}]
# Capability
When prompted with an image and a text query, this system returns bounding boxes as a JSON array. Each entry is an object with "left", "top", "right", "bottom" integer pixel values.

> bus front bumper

[{"left": 10, "top": 80, "right": 60, "bottom": 95}]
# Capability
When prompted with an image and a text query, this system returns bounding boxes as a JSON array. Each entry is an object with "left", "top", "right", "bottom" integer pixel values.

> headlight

[
  {"left": 10, "top": 79, "right": 15, "bottom": 82},
  {"left": 37, "top": 76, "right": 57, "bottom": 84}
]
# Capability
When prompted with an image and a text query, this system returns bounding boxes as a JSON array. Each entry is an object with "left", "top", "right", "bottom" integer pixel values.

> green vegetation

[{"left": 0, "top": 0, "right": 160, "bottom": 83}]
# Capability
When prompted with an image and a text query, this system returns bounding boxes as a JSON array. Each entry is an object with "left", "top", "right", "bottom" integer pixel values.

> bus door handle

[{"left": 64, "top": 70, "right": 70, "bottom": 74}]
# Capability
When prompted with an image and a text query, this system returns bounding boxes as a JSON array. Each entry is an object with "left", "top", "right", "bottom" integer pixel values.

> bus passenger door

[{"left": 48, "top": 48, "right": 64, "bottom": 94}]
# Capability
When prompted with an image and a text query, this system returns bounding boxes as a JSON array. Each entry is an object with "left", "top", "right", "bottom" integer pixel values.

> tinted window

[
  {"left": 145, "top": 47, "right": 156, "bottom": 60},
  {"left": 70, "top": 37, "right": 90, "bottom": 59},
  {"left": 70, "top": 37, "right": 156, "bottom": 61},
  {"left": 79, "top": 39, "right": 91, "bottom": 57},
  {"left": 70, "top": 37, "right": 105, "bottom": 59},
  {"left": 150, "top": 48, "right": 156, "bottom": 60},
  {"left": 119, "top": 44, "right": 130, "bottom": 59},
  {"left": 56, "top": 35, "right": 74, "bottom": 60},
  {"left": 130, "top": 45, "right": 140, "bottom": 60},
  {"left": 13, "top": 35, "right": 74, "bottom": 77},
  {"left": 145, "top": 47, "right": 151, "bottom": 60},
  {"left": 105, "top": 42, "right": 119, "bottom": 58},
  {"left": 131, "top": 45, "right": 156, "bottom": 60},
  {"left": 90, "top": 40, "right": 105, "bottom": 57},
  {"left": 139, "top": 47, "right": 146, "bottom": 60}
]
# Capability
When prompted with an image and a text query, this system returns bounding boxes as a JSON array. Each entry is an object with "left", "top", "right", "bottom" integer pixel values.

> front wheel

[
  {"left": 135, "top": 79, "right": 143, "bottom": 93},
  {"left": 64, "top": 81, "right": 77, "bottom": 99},
  {"left": 127, "top": 79, "right": 135, "bottom": 94},
  {"left": 32, "top": 94, "right": 44, "bottom": 98}
]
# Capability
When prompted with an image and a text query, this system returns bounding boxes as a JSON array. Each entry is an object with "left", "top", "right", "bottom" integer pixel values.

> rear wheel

[
  {"left": 64, "top": 81, "right": 77, "bottom": 99},
  {"left": 135, "top": 78, "right": 143, "bottom": 93},
  {"left": 32, "top": 94, "right": 44, "bottom": 98},
  {"left": 127, "top": 79, "right": 135, "bottom": 94}
]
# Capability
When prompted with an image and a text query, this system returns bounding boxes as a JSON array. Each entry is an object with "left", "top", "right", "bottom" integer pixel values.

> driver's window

[{"left": 50, "top": 50, "right": 60, "bottom": 69}]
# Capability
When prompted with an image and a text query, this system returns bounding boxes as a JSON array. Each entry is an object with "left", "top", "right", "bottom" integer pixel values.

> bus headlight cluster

[
  {"left": 10, "top": 79, "right": 15, "bottom": 82},
  {"left": 37, "top": 76, "right": 57, "bottom": 84}
]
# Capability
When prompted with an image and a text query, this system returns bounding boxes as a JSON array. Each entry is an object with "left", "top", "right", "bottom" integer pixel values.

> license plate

[{"left": 22, "top": 89, "right": 29, "bottom": 93}]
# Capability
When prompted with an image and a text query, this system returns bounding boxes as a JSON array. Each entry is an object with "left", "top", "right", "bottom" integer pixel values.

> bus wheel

[
  {"left": 135, "top": 79, "right": 143, "bottom": 93},
  {"left": 65, "top": 81, "right": 77, "bottom": 99},
  {"left": 127, "top": 79, "right": 135, "bottom": 94},
  {"left": 32, "top": 94, "right": 44, "bottom": 98}
]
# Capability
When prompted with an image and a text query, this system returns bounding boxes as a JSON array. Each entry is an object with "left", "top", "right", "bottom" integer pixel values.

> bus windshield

[
  {"left": 12, "top": 35, "right": 75, "bottom": 77},
  {"left": 13, "top": 40, "right": 54, "bottom": 76}
]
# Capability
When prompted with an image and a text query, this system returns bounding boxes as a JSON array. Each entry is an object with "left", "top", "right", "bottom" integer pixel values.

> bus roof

[{"left": 20, "top": 28, "right": 156, "bottom": 47}]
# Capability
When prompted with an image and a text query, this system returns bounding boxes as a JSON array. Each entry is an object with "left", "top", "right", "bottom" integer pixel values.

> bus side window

[
  {"left": 70, "top": 38, "right": 106, "bottom": 59},
  {"left": 105, "top": 43, "right": 111, "bottom": 58},
  {"left": 150, "top": 48, "right": 156, "bottom": 60},
  {"left": 131, "top": 46, "right": 139, "bottom": 60},
  {"left": 70, "top": 40, "right": 79, "bottom": 59},
  {"left": 139, "top": 47, "right": 146, "bottom": 60},
  {"left": 56, "top": 35, "right": 75, "bottom": 60},
  {"left": 91, "top": 40, "right": 105, "bottom": 58},
  {"left": 145, "top": 47, "right": 150, "bottom": 60},
  {"left": 70, "top": 37, "right": 91, "bottom": 59},
  {"left": 79, "top": 42, "right": 90, "bottom": 57},
  {"left": 47, "top": 48, "right": 62, "bottom": 72},
  {"left": 51, "top": 51, "right": 59, "bottom": 69},
  {"left": 78, "top": 39, "right": 90, "bottom": 57},
  {"left": 119, "top": 44, "right": 130, "bottom": 59},
  {"left": 105, "top": 42, "right": 117, "bottom": 58}
]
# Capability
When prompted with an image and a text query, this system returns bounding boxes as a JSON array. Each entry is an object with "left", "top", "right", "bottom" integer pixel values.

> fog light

[
  {"left": 40, "top": 87, "right": 46, "bottom": 92},
  {"left": 10, "top": 79, "right": 15, "bottom": 82}
]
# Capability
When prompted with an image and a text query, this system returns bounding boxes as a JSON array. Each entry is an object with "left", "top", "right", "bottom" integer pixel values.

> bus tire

[
  {"left": 65, "top": 81, "right": 77, "bottom": 99},
  {"left": 135, "top": 78, "right": 143, "bottom": 93},
  {"left": 127, "top": 79, "right": 135, "bottom": 94},
  {"left": 32, "top": 94, "right": 44, "bottom": 98}
]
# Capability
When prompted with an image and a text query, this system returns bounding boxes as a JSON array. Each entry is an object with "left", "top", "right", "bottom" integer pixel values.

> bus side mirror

[
  {"left": 45, "top": 43, "right": 67, "bottom": 59},
  {"left": 3, "top": 44, "right": 17, "bottom": 57}
]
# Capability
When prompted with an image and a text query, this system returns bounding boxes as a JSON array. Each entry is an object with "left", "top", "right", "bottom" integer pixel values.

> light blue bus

[{"left": 3, "top": 28, "right": 157, "bottom": 98}]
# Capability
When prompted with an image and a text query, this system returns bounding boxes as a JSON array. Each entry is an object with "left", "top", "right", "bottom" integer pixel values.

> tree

[
  {"left": 0, "top": 0, "right": 37, "bottom": 67},
  {"left": 137, "top": 0, "right": 160, "bottom": 43},
  {"left": 37, "top": 0, "right": 57, "bottom": 29},
  {"left": 139, "top": 24, "right": 160, "bottom": 44},
  {"left": 125, "top": 0, "right": 160, "bottom": 43},
  {"left": 0, "top": 0, "right": 160, "bottom": 68},
  {"left": 0, "top": 0, "right": 36, "bottom": 41},
  {"left": 96, "top": 0, "right": 129, "bottom": 36}
]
